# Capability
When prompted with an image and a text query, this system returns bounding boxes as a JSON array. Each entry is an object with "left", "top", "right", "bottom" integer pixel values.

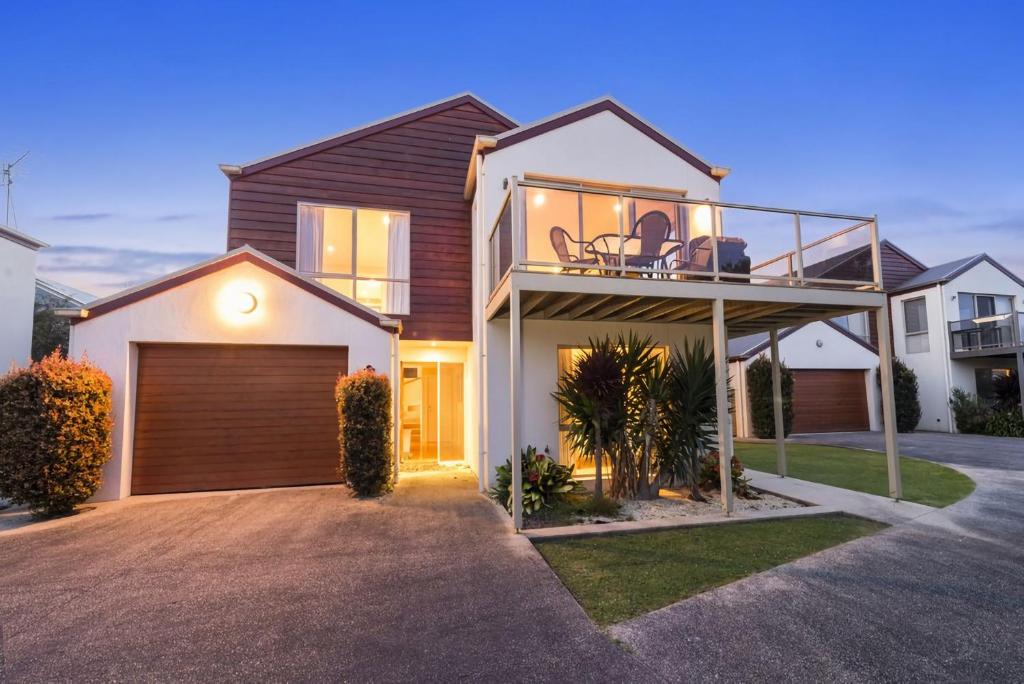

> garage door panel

[
  {"left": 132, "top": 344, "right": 348, "bottom": 495},
  {"left": 791, "top": 369, "right": 869, "bottom": 434}
]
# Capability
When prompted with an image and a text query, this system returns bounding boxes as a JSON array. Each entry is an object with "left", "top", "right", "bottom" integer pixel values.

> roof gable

[
  {"left": 892, "top": 253, "right": 1024, "bottom": 293},
  {"left": 486, "top": 98, "right": 723, "bottom": 182},
  {"left": 729, "top": 319, "right": 877, "bottom": 360},
  {"left": 222, "top": 93, "right": 517, "bottom": 178},
  {"left": 64, "top": 247, "right": 399, "bottom": 330}
]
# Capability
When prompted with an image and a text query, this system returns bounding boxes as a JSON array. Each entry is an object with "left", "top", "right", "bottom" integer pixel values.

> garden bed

[{"left": 518, "top": 487, "right": 804, "bottom": 529}]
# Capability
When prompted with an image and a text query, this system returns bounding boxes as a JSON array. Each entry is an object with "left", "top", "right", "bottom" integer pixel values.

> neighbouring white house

[
  {"left": 729, "top": 320, "right": 881, "bottom": 437},
  {"left": 0, "top": 224, "right": 49, "bottom": 370},
  {"left": 890, "top": 253, "right": 1024, "bottom": 432},
  {"left": 60, "top": 93, "right": 905, "bottom": 526}
]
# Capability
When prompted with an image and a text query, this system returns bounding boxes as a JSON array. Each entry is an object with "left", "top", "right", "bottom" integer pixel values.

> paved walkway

[
  {"left": 611, "top": 432, "right": 1024, "bottom": 682},
  {"left": 0, "top": 471, "right": 650, "bottom": 681},
  {"left": 745, "top": 468, "right": 935, "bottom": 525}
]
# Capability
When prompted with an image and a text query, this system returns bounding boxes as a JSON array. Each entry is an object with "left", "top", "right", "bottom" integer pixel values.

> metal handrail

[
  {"left": 494, "top": 177, "right": 882, "bottom": 291},
  {"left": 948, "top": 311, "right": 1023, "bottom": 351}
]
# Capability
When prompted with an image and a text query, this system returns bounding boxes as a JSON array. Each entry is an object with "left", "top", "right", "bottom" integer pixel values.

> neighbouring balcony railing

[
  {"left": 487, "top": 177, "right": 882, "bottom": 295},
  {"left": 948, "top": 312, "right": 1024, "bottom": 355}
]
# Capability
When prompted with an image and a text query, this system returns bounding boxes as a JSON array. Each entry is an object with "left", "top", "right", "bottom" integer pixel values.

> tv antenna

[{"left": 3, "top": 151, "right": 30, "bottom": 227}]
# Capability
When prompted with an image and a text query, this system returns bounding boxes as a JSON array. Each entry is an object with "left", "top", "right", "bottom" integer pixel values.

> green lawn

[
  {"left": 735, "top": 442, "right": 975, "bottom": 508},
  {"left": 535, "top": 515, "right": 885, "bottom": 625}
]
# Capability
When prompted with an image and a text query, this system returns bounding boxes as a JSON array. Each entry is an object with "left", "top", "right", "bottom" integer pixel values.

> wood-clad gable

[{"left": 226, "top": 97, "right": 515, "bottom": 341}]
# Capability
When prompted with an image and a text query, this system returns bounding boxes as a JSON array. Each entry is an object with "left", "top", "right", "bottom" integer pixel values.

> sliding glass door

[{"left": 400, "top": 362, "right": 464, "bottom": 464}]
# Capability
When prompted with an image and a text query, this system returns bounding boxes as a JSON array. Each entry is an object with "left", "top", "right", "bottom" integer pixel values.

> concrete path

[
  {"left": 611, "top": 431, "right": 1024, "bottom": 682},
  {"left": 745, "top": 468, "right": 935, "bottom": 524},
  {"left": 0, "top": 471, "right": 652, "bottom": 682}
]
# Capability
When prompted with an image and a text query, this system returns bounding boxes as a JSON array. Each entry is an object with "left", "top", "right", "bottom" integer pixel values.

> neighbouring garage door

[
  {"left": 791, "top": 369, "right": 869, "bottom": 434},
  {"left": 132, "top": 344, "right": 348, "bottom": 495}
]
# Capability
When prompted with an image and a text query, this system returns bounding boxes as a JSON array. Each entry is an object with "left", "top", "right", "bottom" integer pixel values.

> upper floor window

[
  {"left": 296, "top": 203, "right": 410, "bottom": 315},
  {"left": 903, "top": 297, "right": 929, "bottom": 353}
]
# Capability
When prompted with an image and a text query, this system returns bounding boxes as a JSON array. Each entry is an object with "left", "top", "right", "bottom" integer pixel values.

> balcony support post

[
  {"left": 509, "top": 176, "right": 521, "bottom": 272},
  {"left": 712, "top": 298, "right": 734, "bottom": 514},
  {"left": 869, "top": 215, "right": 883, "bottom": 290},
  {"left": 509, "top": 284, "right": 524, "bottom": 531},
  {"left": 875, "top": 305, "right": 903, "bottom": 499},
  {"left": 793, "top": 213, "right": 805, "bottom": 286},
  {"left": 710, "top": 205, "right": 721, "bottom": 281},
  {"left": 769, "top": 328, "right": 787, "bottom": 478}
]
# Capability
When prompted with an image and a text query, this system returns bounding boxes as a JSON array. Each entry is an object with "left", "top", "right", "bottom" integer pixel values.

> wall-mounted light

[
  {"left": 613, "top": 202, "right": 622, "bottom": 214},
  {"left": 533, "top": 193, "right": 546, "bottom": 207},
  {"left": 693, "top": 205, "right": 713, "bottom": 236},
  {"left": 234, "top": 290, "right": 258, "bottom": 314},
  {"left": 217, "top": 280, "right": 264, "bottom": 325},
  {"left": 383, "top": 214, "right": 391, "bottom": 226},
  {"left": 816, "top": 339, "right": 824, "bottom": 348}
]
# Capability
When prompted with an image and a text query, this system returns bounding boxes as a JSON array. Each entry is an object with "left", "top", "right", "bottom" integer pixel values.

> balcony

[
  {"left": 949, "top": 312, "right": 1024, "bottom": 358},
  {"left": 484, "top": 177, "right": 886, "bottom": 336},
  {"left": 489, "top": 177, "right": 881, "bottom": 291}
]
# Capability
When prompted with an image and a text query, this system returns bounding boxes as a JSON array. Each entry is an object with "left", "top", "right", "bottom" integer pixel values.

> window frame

[
  {"left": 903, "top": 296, "right": 929, "bottom": 336},
  {"left": 295, "top": 201, "right": 412, "bottom": 312}
]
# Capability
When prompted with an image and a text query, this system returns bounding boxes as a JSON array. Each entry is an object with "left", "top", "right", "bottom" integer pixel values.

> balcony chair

[
  {"left": 622, "top": 210, "right": 687, "bottom": 274},
  {"left": 549, "top": 226, "right": 600, "bottom": 273}
]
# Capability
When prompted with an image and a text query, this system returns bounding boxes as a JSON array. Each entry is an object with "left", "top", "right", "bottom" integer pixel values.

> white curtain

[
  {"left": 296, "top": 205, "right": 325, "bottom": 273},
  {"left": 385, "top": 212, "right": 410, "bottom": 314}
]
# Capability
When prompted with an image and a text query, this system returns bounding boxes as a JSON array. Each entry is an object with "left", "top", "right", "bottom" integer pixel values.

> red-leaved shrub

[
  {"left": 0, "top": 352, "right": 113, "bottom": 516},
  {"left": 335, "top": 366, "right": 392, "bottom": 496}
]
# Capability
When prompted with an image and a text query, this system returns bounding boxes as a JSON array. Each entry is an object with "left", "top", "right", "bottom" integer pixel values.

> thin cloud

[
  {"left": 37, "top": 245, "right": 218, "bottom": 295},
  {"left": 49, "top": 212, "right": 115, "bottom": 221},
  {"left": 154, "top": 213, "right": 198, "bottom": 222}
]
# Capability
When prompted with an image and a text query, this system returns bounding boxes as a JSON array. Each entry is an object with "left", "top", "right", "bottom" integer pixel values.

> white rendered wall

[
  {"left": 483, "top": 318, "right": 710, "bottom": 487},
  {"left": 890, "top": 285, "right": 952, "bottom": 431},
  {"left": 732, "top": 321, "right": 881, "bottom": 438},
  {"left": 478, "top": 110, "right": 721, "bottom": 232},
  {"left": 0, "top": 238, "right": 38, "bottom": 371},
  {"left": 69, "top": 260, "right": 395, "bottom": 501}
]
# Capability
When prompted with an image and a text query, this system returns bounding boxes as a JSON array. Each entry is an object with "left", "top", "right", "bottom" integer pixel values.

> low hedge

[
  {"left": 335, "top": 366, "right": 393, "bottom": 496},
  {"left": 0, "top": 352, "right": 113, "bottom": 517},
  {"left": 747, "top": 355, "right": 793, "bottom": 439}
]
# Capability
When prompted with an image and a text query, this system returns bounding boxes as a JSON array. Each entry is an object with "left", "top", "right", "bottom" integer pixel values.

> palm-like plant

[
  {"left": 659, "top": 339, "right": 718, "bottom": 501},
  {"left": 552, "top": 337, "right": 624, "bottom": 499},
  {"left": 614, "top": 332, "right": 658, "bottom": 499}
]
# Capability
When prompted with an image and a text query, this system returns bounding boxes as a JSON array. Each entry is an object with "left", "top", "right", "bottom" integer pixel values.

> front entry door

[{"left": 400, "top": 362, "right": 464, "bottom": 464}]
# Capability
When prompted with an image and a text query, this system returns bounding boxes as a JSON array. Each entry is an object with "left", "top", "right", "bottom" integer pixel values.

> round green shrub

[
  {"left": 747, "top": 355, "right": 793, "bottom": 439},
  {"left": 984, "top": 410, "right": 1024, "bottom": 438},
  {"left": 878, "top": 358, "right": 922, "bottom": 432},
  {"left": 335, "top": 366, "right": 393, "bottom": 496},
  {"left": 0, "top": 352, "right": 113, "bottom": 517}
]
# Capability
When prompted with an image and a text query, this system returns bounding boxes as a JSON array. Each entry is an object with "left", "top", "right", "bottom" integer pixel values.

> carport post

[
  {"left": 875, "top": 305, "right": 903, "bottom": 499},
  {"left": 769, "top": 328, "right": 787, "bottom": 477},
  {"left": 712, "top": 299, "right": 734, "bottom": 514},
  {"left": 510, "top": 286, "right": 524, "bottom": 531}
]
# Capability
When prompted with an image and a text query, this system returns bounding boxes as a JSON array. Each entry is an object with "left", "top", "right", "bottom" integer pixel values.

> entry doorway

[{"left": 400, "top": 362, "right": 464, "bottom": 466}]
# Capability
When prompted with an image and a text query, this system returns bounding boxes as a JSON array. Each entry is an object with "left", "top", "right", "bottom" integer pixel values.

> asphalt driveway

[
  {"left": 0, "top": 472, "right": 650, "bottom": 682},
  {"left": 3, "top": 432, "right": 1022, "bottom": 681},
  {"left": 612, "top": 431, "right": 1024, "bottom": 682}
]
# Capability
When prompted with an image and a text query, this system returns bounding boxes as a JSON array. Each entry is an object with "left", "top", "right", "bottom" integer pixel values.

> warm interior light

[
  {"left": 234, "top": 290, "right": 258, "bottom": 314},
  {"left": 533, "top": 193, "right": 546, "bottom": 207},
  {"left": 383, "top": 214, "right": 391, "bottom": 226},
  {"left": 613, "top": 202, "right": 621, "bottom": 214},
  {"left": 326, "top": 244, "right": 335, "bottom": 254},
  {"left": 693, "top": 205, "right": 713, "bottom": 237}
]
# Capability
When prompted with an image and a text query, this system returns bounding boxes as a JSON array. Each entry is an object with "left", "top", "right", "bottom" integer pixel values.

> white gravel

[{"left": 589, "top": 488, "right": 803, "bottom": 524}]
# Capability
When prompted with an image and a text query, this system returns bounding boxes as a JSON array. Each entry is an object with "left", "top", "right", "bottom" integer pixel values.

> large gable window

[{"left": 296, "top": 203, "right": 410, "bottom": 315}]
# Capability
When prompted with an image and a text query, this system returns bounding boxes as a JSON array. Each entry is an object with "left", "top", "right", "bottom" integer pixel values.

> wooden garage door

[
  {"left": 791, "top": 369, "right": 869, "bottom": 434},
  {"left": 132, "top": 344, "right": 348, "bottom": 495}
]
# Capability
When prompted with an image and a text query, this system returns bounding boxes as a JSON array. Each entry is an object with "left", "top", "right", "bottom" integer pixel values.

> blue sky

[{"left": 5, "top": 0, "right": 1023, "bottom": 295}]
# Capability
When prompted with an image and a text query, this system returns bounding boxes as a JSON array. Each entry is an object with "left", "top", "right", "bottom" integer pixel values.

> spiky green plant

[
  {"left": 610, "top": 332, "right": 658, "bottom": 499},
  {"left": 659, "top": 339, "right": 718, "bottom": 501},
  {"left": 552, "top": 337, "right": 624, "bottom": 499}
]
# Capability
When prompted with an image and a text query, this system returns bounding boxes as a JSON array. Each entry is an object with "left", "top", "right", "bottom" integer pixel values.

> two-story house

[
  {"left": 63, "top": 93, "right": 903, "bottom": 524},
  {"left": 890, "top": 254, "right": 1024, "bottom": 431}
]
